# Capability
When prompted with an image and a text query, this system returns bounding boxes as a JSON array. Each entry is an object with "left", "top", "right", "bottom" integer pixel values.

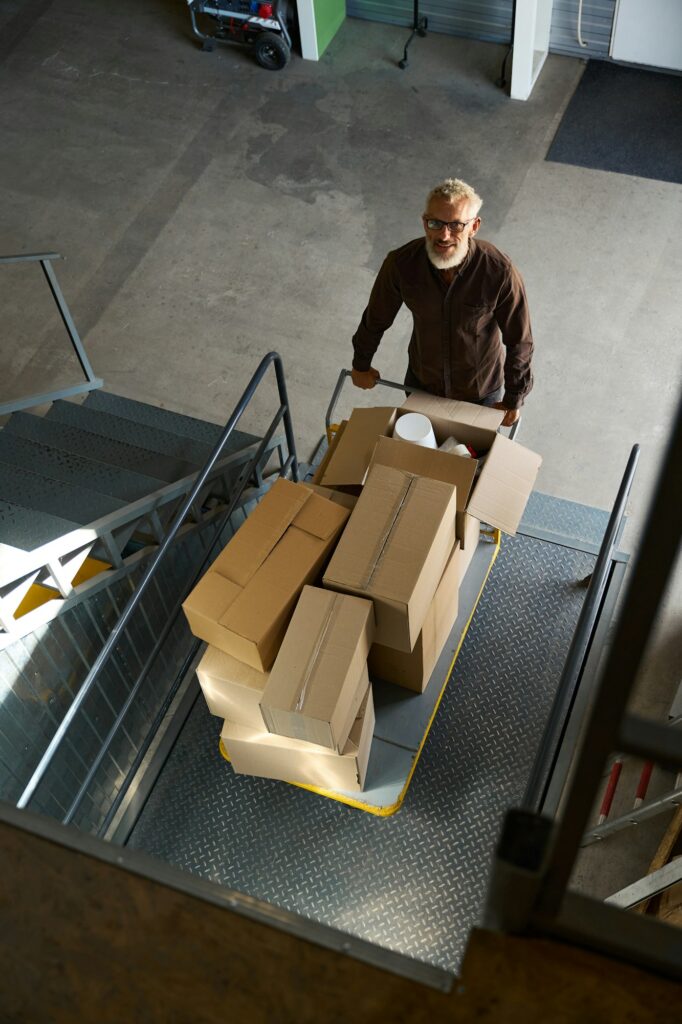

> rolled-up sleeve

[
  {"left": 351, "top": 254, "right": 404, "bottom": 371},
  {"left": 493, "top": 264, "right": 534, "bottom": 409}
]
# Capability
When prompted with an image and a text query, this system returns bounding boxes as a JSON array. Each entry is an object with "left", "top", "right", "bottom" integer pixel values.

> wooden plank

[
  {"left": 635, "top": 805, "right": 682, "bottom": 914},
  {"left": 1, "top": 812, "right": 680, "bottom": 1022}
]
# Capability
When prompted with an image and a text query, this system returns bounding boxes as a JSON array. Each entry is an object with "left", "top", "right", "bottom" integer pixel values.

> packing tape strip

[
  {"left": 359, "top": 473, "right": 417, "bottom": 591},
  {"left": 294, "top": 592, "right": 342, "bottom": 712}
]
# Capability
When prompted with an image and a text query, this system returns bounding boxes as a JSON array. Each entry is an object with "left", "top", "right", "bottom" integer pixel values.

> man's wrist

[
  {"left": 352, "top": 357, "right": 372, "bottom": 372},
  {"left": 502, "top": 393, "right": 523, "bottom": 411}
]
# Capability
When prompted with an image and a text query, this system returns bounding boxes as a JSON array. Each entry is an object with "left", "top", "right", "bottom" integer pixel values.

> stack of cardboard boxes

[{"left": 182, "top": 393, "right": 542, "bottom": 793}]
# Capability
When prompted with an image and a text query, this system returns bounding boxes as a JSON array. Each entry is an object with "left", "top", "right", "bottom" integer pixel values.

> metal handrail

[
  {"left": 521, "top": 443, "right": 640, "bottom": 812},
  {"left": 16, "top": 352, "right": 298, "bottom": 810},
  {"left": 0, "top": 252, "right": 103, "bottom": 415},
  {"left": 325, "top": 368, "right": 521, "bottom": 439}
]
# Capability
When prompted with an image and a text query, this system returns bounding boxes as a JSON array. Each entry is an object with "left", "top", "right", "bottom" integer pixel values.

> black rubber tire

[{"left": 253, "top": 31, "right": 290, "bottom": 70}]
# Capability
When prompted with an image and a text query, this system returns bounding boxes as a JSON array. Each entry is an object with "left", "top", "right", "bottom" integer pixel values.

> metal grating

[
  {"left": 127, "top": 530, "right": 596, "bottom": 973},
  {"left": 0, "top": 501, "right": 260, "bottom": 832},
  {"left": 519, "top": 490, "right": 610, "bottom": 548}
]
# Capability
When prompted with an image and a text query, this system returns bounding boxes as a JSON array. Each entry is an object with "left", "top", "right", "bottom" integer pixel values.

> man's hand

[
  {"left": 493, "top": 402, "right": 521, "bottom": 428},
  {"left": 351, "top": 367, "right": 380, "bottom": 390}
]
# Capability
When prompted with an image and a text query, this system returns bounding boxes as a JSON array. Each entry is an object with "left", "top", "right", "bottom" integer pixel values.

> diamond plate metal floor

[{"left": 127, "top": 531, "right": 596, "bottom": 975}]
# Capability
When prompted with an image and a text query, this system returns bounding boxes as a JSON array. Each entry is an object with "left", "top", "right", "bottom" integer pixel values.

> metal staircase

[
  {"left": 0, "top": 348, "right": 298, "bottom": 839},
  {"left": 0, "top": 391, "right": 279, "bottom": 646}
]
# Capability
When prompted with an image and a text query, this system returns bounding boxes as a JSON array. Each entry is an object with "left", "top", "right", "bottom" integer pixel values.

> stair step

[
  {"left": 85, "top": 391, "right": 258, "bottom": 451},
  {"left": 0, "top": 499, "right": 80, "bottom": 553},
  {"left": 0, "top": 464, "right": 126, "bottom": 525},
  {"left": 4, "top": 413, "right": 197, "bottom": 483},
  {"left": 47, "top": 402, "right": 214, "bottom": 466},
  {"left": 0, "top": 434, "right": 164, "bottom": 504}
]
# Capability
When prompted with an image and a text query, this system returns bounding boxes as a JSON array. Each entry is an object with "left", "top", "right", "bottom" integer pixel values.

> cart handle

[{"left": 325, "top": 369, "right": 521, "bottom": 440}]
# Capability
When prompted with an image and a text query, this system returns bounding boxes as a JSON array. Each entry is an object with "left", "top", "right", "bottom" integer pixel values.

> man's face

[{"left": 423, "top": 197, "right": 480, "bottom": 270}]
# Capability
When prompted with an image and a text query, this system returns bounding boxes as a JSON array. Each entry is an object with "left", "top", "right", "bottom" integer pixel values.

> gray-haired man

[{"left": 351, "top": 178, "right": 534, "bottom": 427}]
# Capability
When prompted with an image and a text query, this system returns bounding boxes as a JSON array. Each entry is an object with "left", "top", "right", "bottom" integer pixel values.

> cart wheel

[{"left": 253, "top": 31, "right": 290, "bottom": 70}]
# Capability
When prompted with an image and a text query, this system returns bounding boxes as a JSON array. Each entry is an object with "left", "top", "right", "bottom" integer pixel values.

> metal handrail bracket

[{"left": 0, "top": 251, "right": 103, "bottom": 416}]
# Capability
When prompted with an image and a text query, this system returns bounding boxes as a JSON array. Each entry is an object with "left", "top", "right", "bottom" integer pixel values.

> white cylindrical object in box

[{"left": 394, "top": 413, "right": 437, "bottom": 449}]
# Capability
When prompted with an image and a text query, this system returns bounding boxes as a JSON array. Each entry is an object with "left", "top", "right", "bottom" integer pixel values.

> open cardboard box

[
  {"left": 182, "top": 479, "right": 350, "bottom": 672},
  {"left": 222, "top": 683, "right": 375, "bottom": 792},
  {"left": 318, "top": 395, "right": 542, "bottom": 547},
  {"left": 260, "top": 586, "right": 374, "bottom": 751},
  {"left": 323, "top": 463, "right": 458, "bottom": 653}
]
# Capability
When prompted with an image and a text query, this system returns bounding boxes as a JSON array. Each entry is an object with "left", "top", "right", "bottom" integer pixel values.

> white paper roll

[{"left": 394, "top": 413, "right": 437, "bottom": 449}]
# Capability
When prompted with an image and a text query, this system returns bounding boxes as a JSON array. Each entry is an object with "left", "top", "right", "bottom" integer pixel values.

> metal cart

[{"left": 5, "top": 356, "right": 639, "bottom": 981}]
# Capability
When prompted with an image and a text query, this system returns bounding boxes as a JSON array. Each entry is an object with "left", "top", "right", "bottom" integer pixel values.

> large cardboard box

[
  {"left": 182, "top": 479, "right": 350, "bottom": 671},
  {"left": 196, "top": 645, "right": 268, "bottom": 730},
  {"left": 322, "top": 464, "right": 458, "bottom": 653},
  {"left": 222, "top": 684, "right": 374, "bottom": 792},
  {"left": 369, "top": 542, "right": 461, "bottom": 692},
  {"left": 317, "top": 397, "right": 541, "bottom": 546},
  {"left": 260, "top": 586, "right": 374, "bottom": 750}
]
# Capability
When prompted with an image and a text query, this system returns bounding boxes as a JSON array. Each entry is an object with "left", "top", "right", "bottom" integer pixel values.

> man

[{"left": 350, "top": 178, "right": 533, "bottom": 427}]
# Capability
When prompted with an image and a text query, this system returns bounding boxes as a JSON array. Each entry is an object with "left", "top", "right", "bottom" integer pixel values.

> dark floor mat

[{"left": 546, "top": 60, "right": 682, "bottom": 184}]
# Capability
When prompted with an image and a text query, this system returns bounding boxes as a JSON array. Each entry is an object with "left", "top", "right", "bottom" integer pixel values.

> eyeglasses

[{"left": 423, "top": 217, "right": 477, "bottom": 233}]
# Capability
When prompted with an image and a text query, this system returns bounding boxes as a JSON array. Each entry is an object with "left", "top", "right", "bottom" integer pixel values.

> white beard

[{"left": 425, "top": 237, "right": 468, "bottom": 270}]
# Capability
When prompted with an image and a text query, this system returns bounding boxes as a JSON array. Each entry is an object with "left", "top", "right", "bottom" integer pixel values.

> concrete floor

[{"left": 1, "top": 1, "right": 680, "bottom": 918}]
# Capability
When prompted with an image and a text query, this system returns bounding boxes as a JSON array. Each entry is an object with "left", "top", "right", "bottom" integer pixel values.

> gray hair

[{"left": 426, "top": 178, "right": 483, "bottom": 215}]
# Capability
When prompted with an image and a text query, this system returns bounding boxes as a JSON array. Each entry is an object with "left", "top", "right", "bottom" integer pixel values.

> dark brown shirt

[{"left": 352, "top": 237, "right": 534, "bottom": 409}]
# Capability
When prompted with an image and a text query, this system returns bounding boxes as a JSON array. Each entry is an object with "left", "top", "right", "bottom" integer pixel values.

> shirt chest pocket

[{"left": 460, "top": 303, "right": 492, "bottom": 333}]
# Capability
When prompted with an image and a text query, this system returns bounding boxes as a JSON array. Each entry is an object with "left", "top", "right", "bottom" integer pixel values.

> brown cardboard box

[
  {"left": 222, "top": 683, "right": 374, "bottom": 792},
  {"left": 196, "top": 645, "right": 268, "bottom": 730},
  {"left": 260, "top": 586, "right": 374, "bottom": 750},
  {"left": 182, "top": 479, "right": 350, "bottom": 671},
  {"left": 322, "top": 464, "right": 458, "bottom": 653},
  {"left": 369, "top": 542, "right": 461, "bottom": 692},
  {"left": 316, "top": 397, "right": 541, "bottom": 547}
]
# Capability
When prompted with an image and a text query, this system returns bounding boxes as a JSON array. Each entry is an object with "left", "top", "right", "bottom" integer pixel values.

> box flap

[
  {"left": 403, "top": 392, "right": 504, "bottom": 430},
  {"left": 303, "top": 483, "right": 358, "bottom": 511},
  {"left": 467, "top": 433, "right": 542, "bottom": 535},
  {"left": 212, "top": 478, "right": 310, "bottom": 588},
  {"left": 183, "top": 571, "right": 242, "bottom": 622},
  {"left": 370, "top": 435, "right": 477, "bottom": 512},
  {"left": 293, "top": 488, "right": 350, "bottom": 540},
  {"left": 320, "top": 407, "right": 396, "bottom": 487},
  {"left": 310, "top": 420, "right": 348, "bottom": 485},
  {"left": 219, "top": 529, "right": 322, "bottom": 640}
]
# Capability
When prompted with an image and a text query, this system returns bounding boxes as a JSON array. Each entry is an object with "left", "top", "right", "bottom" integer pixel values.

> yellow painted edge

[
  {"left": 14, "top": 556, "right": 113, "bottom": 619},
  {"left": 326, "top": 422, "right": 340, "bottom": 445},
  {"left": 217, "top": 529, "right": 501, "bottom": 817}
]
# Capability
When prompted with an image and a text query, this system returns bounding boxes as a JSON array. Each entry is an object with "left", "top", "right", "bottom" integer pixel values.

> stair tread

[
  {"left": 0, "top": 499, "right": 80, "bottom": 553},
  {"left": 85, "top": 391, "right": 259, "bottom": 449},
  {"left": 48, "top": 401, "right": 247, "bottom": 467},
  {"left": 0, "top": 434, "right": 165, "bottom": 504},
  {"left": 0, "top": 464, "right": 126, "bottom": 525},
  {"left": 5, "top": 413, "right": 197, "bottom": 483}
]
